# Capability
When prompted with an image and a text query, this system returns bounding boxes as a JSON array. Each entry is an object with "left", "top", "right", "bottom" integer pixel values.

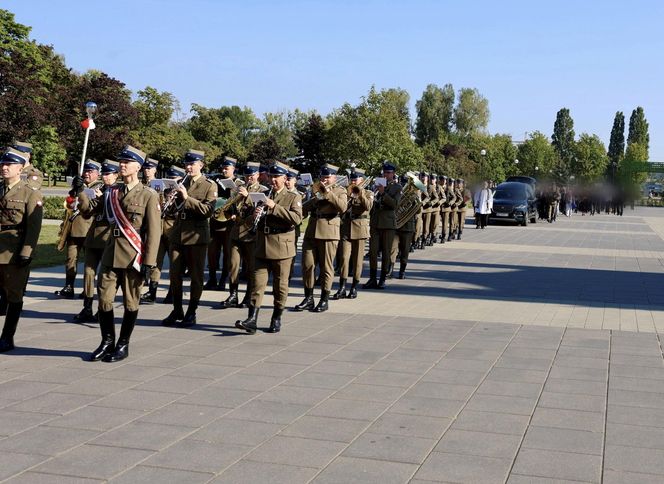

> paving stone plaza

[{"left": 2, "top": 207, "right": 664, "bottom": 483}]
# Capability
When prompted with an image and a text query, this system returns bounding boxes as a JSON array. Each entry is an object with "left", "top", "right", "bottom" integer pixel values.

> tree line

[{"left": 0, "top": 9, "right": 651, "bottom": 184}]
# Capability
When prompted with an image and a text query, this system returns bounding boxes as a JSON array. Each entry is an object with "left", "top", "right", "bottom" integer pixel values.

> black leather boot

[
  {"left": 219, "top": 283, "right": 239, "bottom": 309},
  {"left": 162, "top": 287, "right": 172, "bottom": 304},
  {"left": 363, "top": 270, "right": 378, "bottom": 289},
  {"left": 347, "top": 281, "right": 358, "bottom": 299},
  {"left": 330, "top": 279, "right": 347, "bottom": 300},
  {"left": 440, "top": 233, "right": 445, "bottom": 244},
  {"left": 293, "top": 288, "right": 314, "bottom": 311},
  {"left": 0, "top": 302, "right": 22, "bottom": 353},
  {"left": 235, "top": 305, "right": 259, "bottom": 334},
  {"left": 0, "top": 289, "right": 6, "bottom": 316},
  {"left": 377, "top": 273, "right": 387, "bottom": 290},
  {"left": 89, "top": 309, "right": 115, "bottom": 361},
  {"left": 398, "top": 262, "right": 407, "bottom": 279},
  {"left": 417, "top": 236, "right": 425, "bottom": 250},
  {"left": 54, "top": 281, "right": 75, "bottom": 299},
  {"left": 73, "top": 297, "right": 96, "bottom": 324},
  {"left": 103, "top": 310, "right": 137, "bottom": 362},
  {"left": 313, "top": 290, "right": 330, "bottom": 313},
  {"left": 140, "top": 281, "right": 158, "bottom": 305},
  {"left": 457, "top": 231, "right": 462, "bottom": 240},
  {"left": 238, "top": 283, "right": 252, "bottom": 309},
  {"left": 179, "top": 305, "right": 197, "bottom": 328},
  {"left": 447, "top": 231, "right": 454, "bottom": 242},
  {"left": 203, "top": 273, "right": 218, "bottom": 290},
  {"left": 162, "top": 292, "right": 184, "bottom": 326},
  {"left": 267, "top": 308, "right": 283, "bottom": 333}
]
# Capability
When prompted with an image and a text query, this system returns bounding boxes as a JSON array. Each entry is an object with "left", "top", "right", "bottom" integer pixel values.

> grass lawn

[{"left": 34, "top": 224, "right": 65, "bottom": 268}]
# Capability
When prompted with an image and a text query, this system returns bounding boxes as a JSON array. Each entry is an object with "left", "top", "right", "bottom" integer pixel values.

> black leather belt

[
  {"left": 263, "top": 226, "right": 294, "bottom": 235},
  {"left": 315, "top": 213, "right": 339, "bottom": 220},
  {"left": 0, "top": 224, "right": 21, "bottom": 231},
  {"left": 350, "top": 215, "right": 369, "bottom": 220}
]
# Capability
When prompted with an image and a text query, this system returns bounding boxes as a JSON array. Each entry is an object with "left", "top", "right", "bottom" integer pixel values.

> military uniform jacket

[
  {"left": 446, "top": 187, "right": 457, "bottom": 212},
  {"left": 70, "top": 180, "right": 104, "bottom": 237},
  {"left": 341, "top": 188, "right": 373, "bottom": 240},
  {"left": 22, "top": 165, "right": 43, "bottom": 190},
  {"left": 288, "top": 187, "right": 302, "bottom": 239},
  {"left": 255, "top": 188, "right": 302, "bottom": 260},
  {"left": 83, "top": 186, "right": 115, "bottom": 250},
  {"left": 436, "top": 184, "right": 447, "bottom": 211},
  {"left": 170, "top": 175, "right": 217, "bottom": 246},
  {"left": 303, "top": 185, "right": 348, "bottom": 240},
  {"left": 0, "top": 180, "right": 43, "bottom": 264},
  {"left": 427, "top": 184, "right": 439, "bottom": 212},
  {"left": 227, "top": 182, "right": 265, "bottom": 243},
  {"left": 371, "top": 180, "right": 402, "bottom": 230},
  {"left": 398, "top": 211, "right": 417, "bottom": 233},
  {"left": 456, "top": 188, "right": 469, "bottom": 212},
  {"left": 79, "top": 182, "right": 161, "bottom": 269}
]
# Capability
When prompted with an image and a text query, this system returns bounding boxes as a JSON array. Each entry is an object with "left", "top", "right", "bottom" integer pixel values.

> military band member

[
  {"left": 455, "top": 178, "right": 469, "bottom": 239},
  {"left": 162, "top": 149, "right": 217, "bottom": 327},
  {"left": 206, "top": 156, "right": 237, "bottom": 291},
  {"left": 55, "top": 160, "right": 104, "bottom": 298},
  {"left": 364, "top": 162, "right": 402, "bottom": 290},
  {"left": 428, "top": 173, "right": 443, "bottom": 245},
  {"left": 446, "top": 177, "right": 458, "bottom": 242},
  {"left": 236, "top": 162, "right": 302, "bottom": 334},
  {"left": 77, "top": 145, "right": 160, "bottom": 362},
  {"left": 13, "top": 141, "right": 43, "bottom": 190},
  {"left": 294, "top": 163, "right": 348, "bottom": 313},
  {"left": 437, "top": 175, "right": 448, "bottom": 243},
  {"left": 72, "top": 160, "right": 120, "bottom": 323},
  {"left": 286, "top": 168, "right": 301, "bottom": 281},
  {"left": 219, "top": 161, "right": 264, "bottom": 309},
  {"left": 419, "top": 172, "right": 432, "bottom": 248},
  {"left": 258, "top": 164, "right": 270, "bottom": 186},
  {"left": 142, "top": 158, "right": 158, "bottom": 186},
  {"left": 391, "top": 174, "right": 417, "bottom": 279},
  {"left": 0, "top": 148, "right": 43, "bottom": 353},
  {"left": 331, "top": 168, "right": 373, "bottom": 300}
]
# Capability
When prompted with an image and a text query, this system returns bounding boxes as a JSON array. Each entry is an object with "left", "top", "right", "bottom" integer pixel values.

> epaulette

[{"left": 144, "top": 186, "right": 157, "bottom": 194}]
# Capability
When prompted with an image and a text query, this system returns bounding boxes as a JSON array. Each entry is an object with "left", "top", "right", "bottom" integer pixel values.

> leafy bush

[{"left": 43, "top": 196, "right": 66, "bottom": 220}]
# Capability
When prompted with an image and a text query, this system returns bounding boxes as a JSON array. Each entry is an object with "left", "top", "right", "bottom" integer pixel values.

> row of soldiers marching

[{"left": 1, "top": 142, "right": 469, "bottom": 362}]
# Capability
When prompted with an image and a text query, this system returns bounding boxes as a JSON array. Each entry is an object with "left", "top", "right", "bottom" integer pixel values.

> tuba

[{"left": 395, "top": 171, "right": 427, "bottom": 229}]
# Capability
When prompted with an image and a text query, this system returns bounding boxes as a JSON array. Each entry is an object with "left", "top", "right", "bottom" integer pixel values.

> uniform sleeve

[
  {"left": 271, "top": 193, "right": 303, "bottom": 226},
  {"left": 20, "top": 189, "right": 43, "bottom": 259},
  {"left": 142, "top": 190, "right": 162, "bottom": 267},
  {"left": 78, "top": 191, "right": 102, "bottom": 216},
  {"left": 323, "top": 186, "right": 348, "bottom": 212},
  {"left": 382, "top": 183, "right": 402, "bottom": 209},
  {"left": 357, "top": 189, "right": 374, "bottom": 212},
  {"left": 184, "top": 180, "right": 216, "bottom": 219}
]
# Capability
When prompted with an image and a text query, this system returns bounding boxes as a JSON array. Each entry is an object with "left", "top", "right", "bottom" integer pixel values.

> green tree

[
  {"left": 607, "top": 111, "right": 625, "bottom": 177},
  {"left": 623, "top": 142, "right": 649, "bottom": 185},
  {"left": 28, "top": 125, "right": 66, "bottom": 185},
  {"left": 187, "top": 104, "right": 246, "bottom": 163},
  {"left": 551, "top": 108, "right": 576, "bottom": 178},
  {"left": 627, "top": 106, "right": 649, "bottom": 157},
  {"left": 294, "top": 113, "right": 327, "bottom": 172},
  {"left": 453, "top": 88, "right": 490, "bottom": 137},
  {"left": 516, "top": 131, "right": 559, "bottom": 178},
  {"left": 134, "top": 86, "right": 178, "bottom": 128},
  {"left": 414, "top": 83, "right": 455, "bottom": 146},
  {"left": 572, "top": 133, "right": 608, "bottom": 182},
  {"left": 326, "top": 86, "right": 421, "bottom": 175}
]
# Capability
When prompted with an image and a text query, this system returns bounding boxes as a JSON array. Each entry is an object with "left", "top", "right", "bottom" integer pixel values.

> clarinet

[
  {"left": 251, "top": 188, "right": 273, "bottom": 234},
  {"left": 161, "top": 174, "right": 189, "bottom": 218}
]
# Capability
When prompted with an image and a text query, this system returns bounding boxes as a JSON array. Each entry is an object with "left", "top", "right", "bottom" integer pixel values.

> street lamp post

[
  {"left": 514, "top": 159, "right": 519, "bottom": 176},
  {"left": 480, "top": 149, "right": 487, "bottom": 180}
]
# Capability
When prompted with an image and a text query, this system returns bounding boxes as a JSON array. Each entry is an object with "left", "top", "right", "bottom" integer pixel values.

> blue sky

[{"left": 6, "top": 0, "right": 664, "bottom": 158}]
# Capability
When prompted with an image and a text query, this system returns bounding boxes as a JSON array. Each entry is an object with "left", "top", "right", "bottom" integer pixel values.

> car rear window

[{"left": 494, "top": 189, "right": 526, "bottom": 199}]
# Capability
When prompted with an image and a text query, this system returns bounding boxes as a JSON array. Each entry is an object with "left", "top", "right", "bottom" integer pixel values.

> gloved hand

[
  {"left": 71, "top": 175, "right": 84, "bottom": 194},
  {"left": 17, "top": 256, "right": 32, "bottom": 268}
]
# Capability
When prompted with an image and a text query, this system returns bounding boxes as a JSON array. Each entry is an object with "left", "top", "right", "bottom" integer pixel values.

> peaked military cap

[
  {"left": 166, "top": 165, "right": 186, "bottom": 178},
  {"left": 221, "top": 156, "right": 237, "bottom": 167},
  {"left": 244, "top": 161, "right": 260, "bottom": 175},
  {"left": 1, "top": 147, "right": 28, "bottom": 164},
  {"left": 117, "top": 145, "right": 146, "bottom": 166},
  {"left": 287, "top": 168, "right": 300, "bottom": 179},
  {"left": 183, "top": 149, "right": 205, "bottom": 164},
  {"left": 319, "top": 163, "right": 339, "bottom": 176},
  {"left": 83, "top": 159, "right": 101, "bottom": 172},
  {"left": 382, "top": 161, "right": 396, "bottom": 172},
  {"left": 12, "top": 141, "right": 33, "bottom": 153},
  {"left": 101, "top": 160, "right": 120, "bottom": 174},
  {"left": 350, "top": 167, "right": 366, "bottom": 179},
  {"left": 143, "top": 158, "right": 159, "bottom": 169},
  {"left": 269, "top": 161, "right": 290, "bottom": 176}
]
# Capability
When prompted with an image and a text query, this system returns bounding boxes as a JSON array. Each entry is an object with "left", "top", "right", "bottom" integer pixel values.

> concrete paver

[{"left": 2, "top": 207, "right": 664, "bottom": 481}]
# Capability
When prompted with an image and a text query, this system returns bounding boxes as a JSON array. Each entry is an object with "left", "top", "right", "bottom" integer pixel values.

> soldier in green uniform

[
  {"left": 206, "top": 157, "right": 237, "bottom": 291},
  {"left": 236, "top": 162, "right": 302, "bottom": 334},
  {"left": 0, "top": 148, "right": 43, "bottom": 352},
  {"left": 72, "top": 160, "right": 120, "bottom": 323},
  {"left": 293, "top": 163, "right": 348, "bottom": 313},
  {"left": 219, "top": 161, "right": 265, "bottom": 309},
  {"left": 332, "top": 168, "right": 373, "bottom": 300},
  {"left": 55, "top": 160, "right": 104, "bottom": 298},
  {"left": 13, "top": 141, "right": 43, "bottom": 190},
  {"left": 438, "top": 175, "right": 450, "bottom": 243},
  {"left": 412, "top": 172, "right": 423, "bottom": 251},
  {"left": 428, "top": 173, "right": 442, "bottom": 245},
  {"left": 142, "top": 158, "right": 158, "bottom": 186},
  {"left": 446, "top": 178, "right": 458, "bottom": 242},
  {"left": 454, "top": 178, "right": 469, "bottom": 239},
  {"left": 419, "top": 172, "right": 432, "bottom": 248},
  {"left": 78, "top": 145, "right": 161, "bottom": 362},
  {"left": 364, "top": 162, "right": 402, "bottom": 289},
  {"left": 162, "top": 149, "right": 217, "bottom": 327},
  {"left": 390, "top": 174, "right": 417, "bottom": 279},
  {"left": 286, "top": 168, "right": 301, "bottom": 282}
]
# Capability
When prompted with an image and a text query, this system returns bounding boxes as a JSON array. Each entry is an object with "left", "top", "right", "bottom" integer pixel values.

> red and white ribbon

[{"left": 109, "top": 187, "right": 142, "bottom": 272}]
